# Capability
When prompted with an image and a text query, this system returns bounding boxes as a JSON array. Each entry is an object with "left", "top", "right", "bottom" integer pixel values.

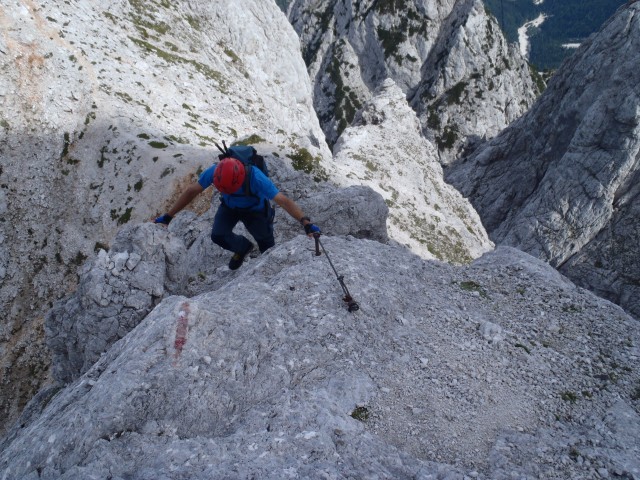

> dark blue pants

[{"left": 210, "top": 202, "right": 275, "bottom": 254}]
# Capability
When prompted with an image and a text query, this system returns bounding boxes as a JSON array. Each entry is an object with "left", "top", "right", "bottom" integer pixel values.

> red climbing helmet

[{"left": 213, "top": 158, "right": 245, "bottom": 194}]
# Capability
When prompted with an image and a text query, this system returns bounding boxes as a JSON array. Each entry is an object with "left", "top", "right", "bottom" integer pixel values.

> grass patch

[
  {"left": 220, "top": 43, "right": 241, "bottom": 63},
  {"left": 365, "top": 160, "right": 378, "bottom": 172},
  {"left": 160, "top": 167, "right": 174, "bottom": 178},
  {"left": 528, "top": 62, "right": 546, "bottom": 94},
  {"left": 324, "top": 54, "right": 362, "bottom": 143},
  {"left": 436, "top": 124, "right": 458, "bottom": 150},
  {"left": 446, "top": 81, "right": 468, "bottom": 105},
  {"left": 134, "top": 17, "right": 171, "bottom": 36},
  {"left": 377, "top": 25, "right": 406, "bottom": 57},
  {"left": 562, "top": 304, "right": 582, "bottom": 313},
  {"left": 427, "top": 105, "right": 441, "bottom": 130},
  {"left": 350, "top": 406, "right": 369, "bottom": 422},
  {"left": 117, "top": 207, "right": 133, "bottom": 225},
  {"left": 97, "top": 146, "right": 109, "bottom": 168},
  {"left": 287, "top": 146, "right": 328, "bottom": 182},
  {"left": 115, "top": 91, "right": 133, "bottom": 103},
  {"left": 186, "top": 15, "right": 201, "bottom": 31},
  {"left": 164, "top": 41, "right": 179, "bottom": 52},
  {"left": 165, "top": 135, "right": 188, "bottom": 144},
  {"left": 235, "top": 134, "right": 266, "bottom": 146},
  {"left": 61, "top": 132, "right": 71, "bottom": 159},
  {"left": 73, "top": 251, "right": 87, "bottom": 266}
]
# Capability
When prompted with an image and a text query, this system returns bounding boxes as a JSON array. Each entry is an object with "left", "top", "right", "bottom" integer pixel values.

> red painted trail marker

[{"left": 173, "top": 302, "right": 190, "bottom": 363}]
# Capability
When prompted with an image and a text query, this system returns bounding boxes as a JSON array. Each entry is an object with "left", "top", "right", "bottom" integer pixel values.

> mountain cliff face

[
  {"left": 0, "top": 0, "right": 328, "bottom": 436},
  {"left": 409, "top": 0, "right": 542, "bottom": 164},
  {"left": 447, "top": 2, "right": 640, "bottom": 319},
  {"left": 288, "top": 0, "right": 541, "bottom": 162}
]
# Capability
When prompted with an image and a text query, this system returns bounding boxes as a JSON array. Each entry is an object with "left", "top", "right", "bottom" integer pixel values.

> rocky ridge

[
  {"left": 447, "top": 1, "right": 640, "bottom": 318},
  {"left": 1, "top": 223, "right": 639, "bottom": 479},
  {"left": 409, "top": 0, "right": 542, "bottom": 163},
  {"left": 288, "top": 0, "right": 541, "bottom": 162}
]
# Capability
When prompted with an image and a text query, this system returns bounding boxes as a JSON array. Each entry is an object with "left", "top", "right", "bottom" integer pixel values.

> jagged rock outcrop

[
  {"left": 2, "top": 237, "right": 639, "bottom": 479},
  {"left": 45, "top": 224, "right": 188, "bottom": 384},
  {"left": 409, "top": 0, "right": 542, "bottom": 164},
  {"left": 332, "top": 78, "right": 493, "bottom": 262},
  {"left": 288, "top": 0, "right": 540, "bottom": 161},
  {"left": 0, "top": 0, "right": 329, "bottom": 434},
  {"left": 447, "top": 2, "right": 640, "bottom": 318}
]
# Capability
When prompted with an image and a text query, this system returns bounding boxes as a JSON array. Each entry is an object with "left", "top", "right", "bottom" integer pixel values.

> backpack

[{"left": 215, "top": 141, "right": 268, "bottom": 198}]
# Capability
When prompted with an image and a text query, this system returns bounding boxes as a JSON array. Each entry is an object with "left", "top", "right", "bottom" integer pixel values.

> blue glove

[
  {"left": 304, "top": 223, "right": 320, "bottom": 235},
  {"left": 154, "top": 213, "right": 173, "bottom": 225}
]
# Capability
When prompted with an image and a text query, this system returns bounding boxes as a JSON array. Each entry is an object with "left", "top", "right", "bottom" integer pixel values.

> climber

[{"left": 153, "top": 156, "right": 320, "bottom": 270}]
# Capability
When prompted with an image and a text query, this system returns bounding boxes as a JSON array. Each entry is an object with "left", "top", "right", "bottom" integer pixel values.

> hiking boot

[{"left": 228, "top": 244, "right": 254, "bottom": 270}]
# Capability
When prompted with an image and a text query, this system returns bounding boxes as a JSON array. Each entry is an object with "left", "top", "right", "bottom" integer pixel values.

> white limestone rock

[
  {"left": 2, "top": 242, "right": 638, "bottom": 479},
  {"left": 44, "top": 223, "right": 186, "bottom": 384},
  {"left": 332, "top": 79, "right": 493, "bottom": 263},
  {"left": 479, "top": 320, "right": 504, "bottom": 343}
]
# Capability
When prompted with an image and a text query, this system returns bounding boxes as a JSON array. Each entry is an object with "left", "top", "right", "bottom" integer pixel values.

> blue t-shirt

[{"left": 198, "top": 164, "right": 279, "bottom": 211}]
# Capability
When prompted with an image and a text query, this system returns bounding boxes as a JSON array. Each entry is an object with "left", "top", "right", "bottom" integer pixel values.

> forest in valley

[{"left": 483, "top": 0, "right": 628, "bottom": 70}]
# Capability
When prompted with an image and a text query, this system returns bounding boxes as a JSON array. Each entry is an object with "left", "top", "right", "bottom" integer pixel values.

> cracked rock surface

[{"left": 2, "top": 234, "right": 638, "bottom": 478}]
